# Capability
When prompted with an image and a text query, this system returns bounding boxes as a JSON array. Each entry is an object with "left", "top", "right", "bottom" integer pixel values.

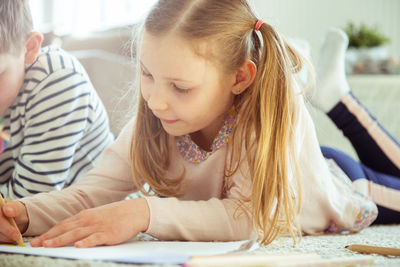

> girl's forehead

[
  {"left": 140, "top": 32, "right": 211, "bottom": 81},
  {"left": 141, "top": 32, "right": 200, "bottom": 59}
]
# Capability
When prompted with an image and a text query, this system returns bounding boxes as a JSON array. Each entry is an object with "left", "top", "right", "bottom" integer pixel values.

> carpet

[{"left": 0, "top": 225, "right": 399, "bottom": 267}]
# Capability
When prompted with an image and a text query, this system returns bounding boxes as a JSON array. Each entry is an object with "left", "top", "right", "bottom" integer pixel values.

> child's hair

[
  {"left": 0, "top": 0, "right": 33, "bottom": 54},
  {"left": 130, "top": 0, "right": 304, "bottom": 245}
]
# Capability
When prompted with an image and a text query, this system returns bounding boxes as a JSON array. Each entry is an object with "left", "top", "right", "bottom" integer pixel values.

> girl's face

[{"left": 140, "top": 31, "right": 236, "bottom": 146}]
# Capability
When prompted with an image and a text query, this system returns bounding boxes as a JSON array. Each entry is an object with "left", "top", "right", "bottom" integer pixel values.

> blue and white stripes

[{"left": 0, "top": 46, "right": 114, "bottom": 199}]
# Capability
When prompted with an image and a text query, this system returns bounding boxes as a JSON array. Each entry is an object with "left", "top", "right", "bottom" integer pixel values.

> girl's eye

[
  {"left": 141, "top": 69, "right": 153, "bottom": 79},
  {"left": 172, "top": 83, "right": 191, "bottom": 94}
]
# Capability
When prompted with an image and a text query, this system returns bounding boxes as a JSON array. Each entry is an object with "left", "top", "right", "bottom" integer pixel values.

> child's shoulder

[
  {"left": 26, "top": 46, "right": 86, "bottom": 79},
  {"left": 20, "top": 46, "right": 94, "bottom": 107}
]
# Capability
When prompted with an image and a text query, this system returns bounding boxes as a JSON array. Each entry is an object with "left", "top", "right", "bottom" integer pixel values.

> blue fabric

[
  {"left": 327, "top": 92, "right": 400, "bottom": 177},
  {"left": 321, "top": 146, "right": 400, "bottom": 224},
  {"left": 321, "top": 146, "right": 400, "bottom": 190},
  {"left": 323, "top": 92, "right": 400, "bottom": 224}
]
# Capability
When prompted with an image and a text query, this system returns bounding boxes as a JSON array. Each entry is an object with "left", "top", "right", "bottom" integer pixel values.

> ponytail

[{"left": 228, "top": 22, "right": 303, "bottom": 245}]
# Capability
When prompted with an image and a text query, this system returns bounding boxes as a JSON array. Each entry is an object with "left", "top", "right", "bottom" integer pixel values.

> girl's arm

[
  {"left": 20, "top": 118, "right": 137, "bottom": 236},
  {"left": 143, "top": 158, "right": 256, "bottom": 241},
  {"left": 31, "top": 148, "right": 256, "bottom": 246},
  {"left": 144, "top": 195, "right": 255, "bottom": 241}
]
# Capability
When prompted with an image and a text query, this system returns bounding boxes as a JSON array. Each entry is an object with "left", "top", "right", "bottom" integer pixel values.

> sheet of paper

[{"left": 0, "top": 239, "right": 258, "bottom": 264}]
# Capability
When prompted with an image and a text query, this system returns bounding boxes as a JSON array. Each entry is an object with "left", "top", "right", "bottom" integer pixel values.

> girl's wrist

[
  {"left": 132, "top": 198, "right": 150, "bottom": 232},
  {"left": 16, "top": 201, "right": 29, "bottom": 234}
]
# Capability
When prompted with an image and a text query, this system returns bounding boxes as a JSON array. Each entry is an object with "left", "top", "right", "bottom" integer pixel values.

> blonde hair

[
  {"left": 0, "top": 0, "right": 33, "bottom": 54},
  {"left": 130, "top": 0, "right": 304, "bottom": 245}
]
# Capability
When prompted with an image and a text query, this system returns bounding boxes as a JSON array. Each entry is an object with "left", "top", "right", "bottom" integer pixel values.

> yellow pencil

[
  {"left": 0, "top": 194, "right": 24, "bottom": 247},
  {"left": 346, "top": 244, "right": 400, "bottom": 257}
]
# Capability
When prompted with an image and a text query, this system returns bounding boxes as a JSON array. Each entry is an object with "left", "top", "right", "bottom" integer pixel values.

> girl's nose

[{"left": 146, "top": 85, "right": 168, "bottom": 111}]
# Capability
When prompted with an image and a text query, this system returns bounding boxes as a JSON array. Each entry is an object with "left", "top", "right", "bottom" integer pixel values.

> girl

[{"left": 0, "top": 0, "right": 398, "bottom": 248}]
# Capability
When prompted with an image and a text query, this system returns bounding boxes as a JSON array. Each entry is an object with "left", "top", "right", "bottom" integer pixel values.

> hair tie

[{"left": 254, "top": 19, "right": 264, "bottom": 31}]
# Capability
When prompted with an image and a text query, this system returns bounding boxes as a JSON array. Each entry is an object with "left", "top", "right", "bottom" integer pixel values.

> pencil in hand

[
  {"left": 0, "top": 194, "right": 24, "bottom": 247},
  {"left": 346, "top": 244, "right": 400, "bottom": 257}
]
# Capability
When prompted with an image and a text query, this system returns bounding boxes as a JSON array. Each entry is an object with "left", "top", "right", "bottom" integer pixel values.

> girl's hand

[
  {"left": 0, "top": 200, "right": 29, "bottom": 243},
  {"left": 30, "top": 198, "right": 150, "bottom": 248}
]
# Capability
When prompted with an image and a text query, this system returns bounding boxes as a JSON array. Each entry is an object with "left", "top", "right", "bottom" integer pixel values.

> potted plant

[{"left": 344, "top": 22, "right": 391, "bottom": 74}]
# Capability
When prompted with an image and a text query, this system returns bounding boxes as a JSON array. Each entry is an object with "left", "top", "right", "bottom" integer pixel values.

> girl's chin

[{"left": 161, "top": 125, "right": 188, "bottom": 137}]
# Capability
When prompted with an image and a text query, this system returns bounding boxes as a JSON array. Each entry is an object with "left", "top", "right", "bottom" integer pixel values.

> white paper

[{"left": 0, "top": 239, "right": 258, "bottom": 264}]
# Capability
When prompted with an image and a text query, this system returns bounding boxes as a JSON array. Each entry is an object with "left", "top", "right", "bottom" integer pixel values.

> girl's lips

[{"left": 160, "top": 118, "right": 179, "bottom": 124}]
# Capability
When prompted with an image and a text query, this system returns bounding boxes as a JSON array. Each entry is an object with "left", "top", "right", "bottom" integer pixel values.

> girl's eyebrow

[
  {"left": 140, "top": 61, "right": 193, "bottom": 83},
  {"left": 140, "top": 62, "right": 150, "bottom": 73}
]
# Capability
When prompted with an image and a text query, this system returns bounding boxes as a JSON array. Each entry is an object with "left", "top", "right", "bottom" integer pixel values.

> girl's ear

[
  {"left": 24, "top": 32, "right": 43, "bottom": 65},
  {"left": 231, "top": 59, "right": 257, "bottom": 95}
]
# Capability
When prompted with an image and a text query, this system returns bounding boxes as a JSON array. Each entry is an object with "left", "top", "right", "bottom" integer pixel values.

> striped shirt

[{"left": 0, "top": 46, "right": 114, "bottom": 199}]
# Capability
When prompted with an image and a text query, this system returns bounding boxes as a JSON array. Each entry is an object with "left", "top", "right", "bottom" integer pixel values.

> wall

[{"left": 252, "top": 0, "right": 400, "bottom": 61}]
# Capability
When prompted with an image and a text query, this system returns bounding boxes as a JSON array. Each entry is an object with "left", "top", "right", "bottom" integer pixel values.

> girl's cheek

[{"left": 140, "top": 81, "right": 150, "bottom": 102}]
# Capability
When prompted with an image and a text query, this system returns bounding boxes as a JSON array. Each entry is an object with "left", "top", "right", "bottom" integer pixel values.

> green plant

[{"left": 344, "top": 22, "right": 390, "bottom": 48}]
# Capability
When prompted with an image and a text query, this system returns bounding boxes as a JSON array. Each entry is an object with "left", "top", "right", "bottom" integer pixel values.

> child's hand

[
  {"left": 30, "top": 198, "right": 150, "bottom": 248},
  {"left": 0, "top": 200, "right": 29, "bottom": 243}
]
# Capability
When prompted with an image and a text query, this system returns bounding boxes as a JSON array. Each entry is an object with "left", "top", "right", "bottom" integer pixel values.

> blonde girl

[{"left": 0, "top": 0, "right": 380, "bottom": 248}]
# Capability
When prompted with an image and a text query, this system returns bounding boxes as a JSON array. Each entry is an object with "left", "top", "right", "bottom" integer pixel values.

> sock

[{"left": 310, "top": 28, "right": 350, "bottom": 112}]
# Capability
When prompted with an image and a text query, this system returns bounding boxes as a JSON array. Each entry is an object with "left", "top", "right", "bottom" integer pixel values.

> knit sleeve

[
  {"left": 324, "top": 159, "right": 377, "bottom": 233},
  {"left": 296, "top": 97, "right": 377, "bottom": 234},
  {"left": 144, "top": 162, "right": 256, "bottom": 241}
]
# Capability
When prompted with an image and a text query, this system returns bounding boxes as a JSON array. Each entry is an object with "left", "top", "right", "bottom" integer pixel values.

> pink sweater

[{"left": 21, "top": 97, "right": 377, "bottom": 240}]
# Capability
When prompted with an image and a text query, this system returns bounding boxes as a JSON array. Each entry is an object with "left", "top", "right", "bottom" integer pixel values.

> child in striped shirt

[{"left": 0, "top": 0, "right": 114, "bottom": 199}]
